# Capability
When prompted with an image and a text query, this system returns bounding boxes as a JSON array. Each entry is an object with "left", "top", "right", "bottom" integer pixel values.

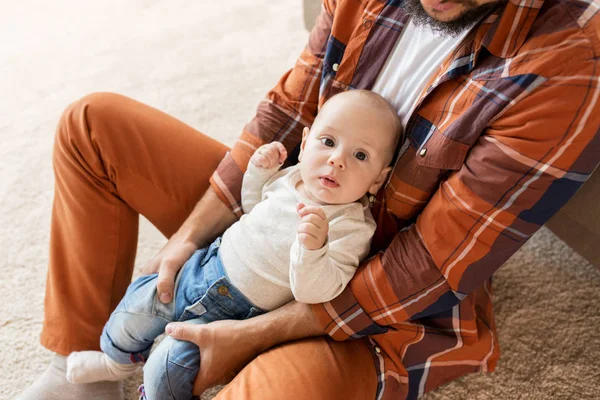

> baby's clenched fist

[
  {"left": 250, "top": 142, "right": 287, "bottom": 169},
  {"left": 296, "top": 203, "right": 328, "bottom": 250}
]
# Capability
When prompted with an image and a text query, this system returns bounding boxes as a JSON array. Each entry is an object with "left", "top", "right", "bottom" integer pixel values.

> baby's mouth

[{"left": 319, "top": 175, "right": 339, "bottom": 188}]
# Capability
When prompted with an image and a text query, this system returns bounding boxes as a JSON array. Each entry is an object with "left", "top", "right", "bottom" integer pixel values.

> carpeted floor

[{"left": 1, "top": 1, "right": 598, "bottom": 399}]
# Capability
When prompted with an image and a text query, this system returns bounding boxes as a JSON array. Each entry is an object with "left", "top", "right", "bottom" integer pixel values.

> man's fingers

[
  {"left": 140, "top": 258, "right": 159, "bottom": 276},
  {"left": 192, "top": 354, "right": 233, "bottom": 396},
  {"left": 165, "top": 322, "right": 199, "bottom": 342},
  {"left": 156, "top": 265, "right": 177, "bottom": 303},
  {"left": 192, "top": 362, "right": 211, "bottom": 396},
  {"left": 166, "top": 322, "right": 212, "bottom": 396}
]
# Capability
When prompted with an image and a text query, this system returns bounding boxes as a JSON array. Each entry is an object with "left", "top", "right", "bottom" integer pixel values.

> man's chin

[
  {"left": 403, "top": 0, "right": 502, "bottom": 36},
  {"left": 425, "top": 8, "right": 467, "bottom": 23}
]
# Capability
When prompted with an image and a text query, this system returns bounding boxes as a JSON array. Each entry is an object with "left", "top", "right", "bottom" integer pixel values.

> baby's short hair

[{"left": 318, "top": 89, "right": 403, "bottom": 165}]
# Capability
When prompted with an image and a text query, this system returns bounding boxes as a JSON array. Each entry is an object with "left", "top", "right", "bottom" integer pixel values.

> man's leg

[
  {"left": 41, "top": 92, "right": 229, "bottom": 355},
  {"left": 215, "top": 337, "right": 379, "bottom": 399}
]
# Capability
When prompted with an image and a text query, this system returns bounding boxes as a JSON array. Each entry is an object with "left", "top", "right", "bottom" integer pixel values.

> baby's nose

[{"left": 328, "top": 156, "right": 345, "bottom": 169}]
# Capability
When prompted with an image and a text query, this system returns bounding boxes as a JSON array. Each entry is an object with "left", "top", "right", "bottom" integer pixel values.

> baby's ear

[
  {"left": 299, "top": 127, "right": 310, "bottom": 162},
  {"left": 369, "top": 166, "right": 392, "bottom": 195}
]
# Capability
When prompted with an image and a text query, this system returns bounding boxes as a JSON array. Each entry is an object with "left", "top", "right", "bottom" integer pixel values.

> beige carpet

[{"left": 1, "top": 1, "right": 598, "bottom": 399}]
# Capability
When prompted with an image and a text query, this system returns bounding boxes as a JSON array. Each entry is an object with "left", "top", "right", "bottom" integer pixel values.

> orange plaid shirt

[{"left": 210, "top": 0, "right": 600, "bottom": 398}]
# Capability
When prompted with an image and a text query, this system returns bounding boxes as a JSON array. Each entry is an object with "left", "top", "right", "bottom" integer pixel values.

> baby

[{"left": 65, "top": 89, "right": 402, "bottom": 399}]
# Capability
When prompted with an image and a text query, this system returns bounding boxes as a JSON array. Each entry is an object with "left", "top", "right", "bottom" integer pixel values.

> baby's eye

[
  {"left": 355, "top": 151, "right": 367, "bottom": 161},
  {"left": 321, "top": 137, "right": 335, "bottom": 147}
]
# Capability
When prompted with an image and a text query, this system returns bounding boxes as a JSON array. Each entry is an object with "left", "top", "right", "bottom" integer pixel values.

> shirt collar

[{"left": 477, "top": 0, "right": 545, "bottom": 59}]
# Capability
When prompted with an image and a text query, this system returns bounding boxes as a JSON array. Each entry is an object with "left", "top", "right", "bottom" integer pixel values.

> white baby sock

[{"left": 66, "top": 351, "right": 140, "bottom": 384}]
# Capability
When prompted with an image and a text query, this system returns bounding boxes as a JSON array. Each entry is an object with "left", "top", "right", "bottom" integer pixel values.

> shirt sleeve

[
  {"left": 241, "top": 162, "right": 284, "bottom": 214},
  {"left": 289, "top": 214, "right": 376, "bottom": 304},
  {"left": 312, "top": 64, "right": 600, "bottom": 340},
  {"left": 209, "top": 1, "right": 334, "bottom": 217}
]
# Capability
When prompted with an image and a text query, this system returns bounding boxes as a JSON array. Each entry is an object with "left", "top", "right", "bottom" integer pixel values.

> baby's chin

[
  {"left": 307, "top": 186, "right": 361, "bottom": 205},
  {"left": 303, "top": 185, "right": 336, "bottom": 204}
]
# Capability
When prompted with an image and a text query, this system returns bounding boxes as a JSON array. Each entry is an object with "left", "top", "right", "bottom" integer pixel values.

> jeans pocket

[
  {"left": 203, "top": 277, "right": 266, "bottom": 322},
  {"left": 180, "top": 298, "right": 208, "bottom": 321}
]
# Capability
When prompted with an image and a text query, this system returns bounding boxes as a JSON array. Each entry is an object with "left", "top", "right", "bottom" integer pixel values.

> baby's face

[{"left": 298, "top": 95, "right": 396, "bottom": 205}]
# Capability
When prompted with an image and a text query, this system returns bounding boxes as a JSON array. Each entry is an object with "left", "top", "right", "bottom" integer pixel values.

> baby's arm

[
  {"left": 241, "top": 142, "right": 287, "bottom": 214},
  {"left": 289, "top": 207, "right": 376, "bottom": 304}
]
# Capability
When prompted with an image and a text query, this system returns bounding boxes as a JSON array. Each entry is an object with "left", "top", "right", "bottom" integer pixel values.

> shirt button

[
  {"left": 332, "top": 63, "right": 339, "bottom": 72},
  {"left": 375, "top": 346, "right": 381, "bottom": 354},
  {"left": 363, "top": 19, "right": 373, "bottom": 28},
  {"left": 419, "top": 148, "right": 427, "bottom": 157}
]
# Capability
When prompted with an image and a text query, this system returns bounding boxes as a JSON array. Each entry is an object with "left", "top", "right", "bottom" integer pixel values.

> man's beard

[{"left": 402, "top": 0, "right": 502, "bottom": 36}]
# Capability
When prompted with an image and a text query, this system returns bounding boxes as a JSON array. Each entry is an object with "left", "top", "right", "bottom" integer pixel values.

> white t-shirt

[{"left": 372, "top": 19, "right": 473, "bottom": 129}]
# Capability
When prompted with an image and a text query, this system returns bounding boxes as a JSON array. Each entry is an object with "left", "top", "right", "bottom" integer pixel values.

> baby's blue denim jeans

[{"left": 100, "top": 238, "right": 265, "bottom": 400}]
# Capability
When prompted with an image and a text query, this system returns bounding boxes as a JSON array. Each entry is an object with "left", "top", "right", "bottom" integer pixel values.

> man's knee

[
  {"left": 216, "top": 337, "right": 377, "bottom": 399},
  {"left": 53, "top": 92, "right": 126, "bottom": 165},
  {"left": 58, "top": 92, "right": 127, "bottom": 137}
]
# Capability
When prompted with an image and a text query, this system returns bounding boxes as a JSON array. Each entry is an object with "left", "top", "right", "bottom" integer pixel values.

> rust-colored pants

[{"left": 40, "top": 93, "right": 377, "bottom": 399}]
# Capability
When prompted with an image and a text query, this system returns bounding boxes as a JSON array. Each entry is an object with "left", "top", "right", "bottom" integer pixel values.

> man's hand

[
  {"left": 140, "top": 235, "right": 198, "bottom": 303},
  {"left": 250, "top": 142, "right": 287, "bottom": 169},
  {"left": 141, "top": 187, "right": 236, "bottom": 304},
  {"left": 165, "top": 300, "right": 324, "bottom": 396},
  {"left": 166, "top": 319, "right": 262, "bottom": 395},
  {"left": 296, "top": 203, "right": 328, "bottom": 250}
]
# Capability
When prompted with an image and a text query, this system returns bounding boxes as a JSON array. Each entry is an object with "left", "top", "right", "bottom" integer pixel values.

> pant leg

[
  {"left": 215, "top": 337, "right": 378, "bottom": 400},
  {"left": 41, "top": 92, "right": 229, "bottom": 355},
  {"left": 142, "top": 319, "right": 207, "bottom": 400},
  {"left": 100, "top": 274, "right": 173, "bottom": 365}
]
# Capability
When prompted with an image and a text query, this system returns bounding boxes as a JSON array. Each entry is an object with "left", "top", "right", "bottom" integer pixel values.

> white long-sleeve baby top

[{"left": 219, "top": 163, "right": 376, "bottom": 310}]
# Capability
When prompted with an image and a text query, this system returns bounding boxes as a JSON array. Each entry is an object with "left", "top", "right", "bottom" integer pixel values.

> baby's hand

[
  {"left": 250, "top": 142, "right": 287, "bottom": 169},
  {"left": 296, "top": 203, "right": 328, "bottom": 250}
]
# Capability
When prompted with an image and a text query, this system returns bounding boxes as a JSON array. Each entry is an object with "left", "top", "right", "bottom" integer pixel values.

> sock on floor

[
  {"left": 17, "top": 354, "right": 125, "bottom": 400},
  {"left": 66, "top": 351, "right": 140, "bottom": 384}
]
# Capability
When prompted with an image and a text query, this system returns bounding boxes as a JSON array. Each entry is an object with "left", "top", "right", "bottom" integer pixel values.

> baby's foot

[{"left": 67, "top": 351, "right": 139, "bottom": 383}]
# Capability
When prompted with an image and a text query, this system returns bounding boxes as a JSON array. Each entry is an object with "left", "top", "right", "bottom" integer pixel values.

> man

[{"left": 20, "top": 0, "right": 600, "bottom": 398}]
